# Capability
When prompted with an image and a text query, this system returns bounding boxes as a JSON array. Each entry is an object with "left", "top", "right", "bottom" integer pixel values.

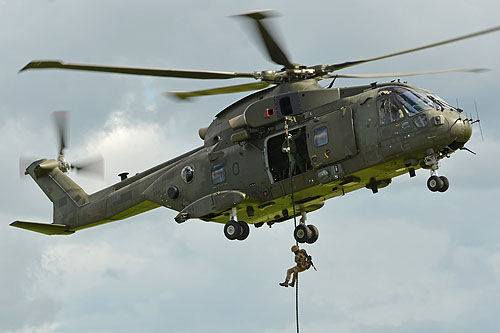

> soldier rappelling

[{"left": 279, "top": 245, "right": 316, "bottom": 287}]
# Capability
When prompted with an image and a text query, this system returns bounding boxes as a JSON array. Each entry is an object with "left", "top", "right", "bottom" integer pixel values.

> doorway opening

[{"left": 266, "top": 127, "right": 312, "bottom": 183}]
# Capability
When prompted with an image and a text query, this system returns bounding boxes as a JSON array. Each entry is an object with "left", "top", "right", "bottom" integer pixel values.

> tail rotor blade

[
  {"left": 71, "top": 155, "right": 104, "bottom": 179},
  {"left": 53, "top": 111, "right": 69, "bottom": 156},
  {"left": 19, "top": 156, "right": 32, "bottom": 179}
]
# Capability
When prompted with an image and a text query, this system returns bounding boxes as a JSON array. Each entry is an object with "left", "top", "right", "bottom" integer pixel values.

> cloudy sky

[{"left": 1, "top": 1, "right": 500, "bottom": 332}]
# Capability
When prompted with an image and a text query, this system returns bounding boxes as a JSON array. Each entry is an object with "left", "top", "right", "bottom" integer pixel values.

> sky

[{"left": 1, "top": 1, "right": 500, "bottom": 332}]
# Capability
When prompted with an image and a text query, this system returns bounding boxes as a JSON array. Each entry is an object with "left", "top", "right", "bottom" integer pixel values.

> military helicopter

[{"left": 11, "top": 10, "right": 499, "bottom": 243}]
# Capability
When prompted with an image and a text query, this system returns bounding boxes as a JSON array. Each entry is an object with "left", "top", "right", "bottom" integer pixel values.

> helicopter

[{"left": 11, "top": 10, "right": 499, "bottom": 243}]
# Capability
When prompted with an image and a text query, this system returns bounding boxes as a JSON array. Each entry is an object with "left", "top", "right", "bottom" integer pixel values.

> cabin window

[
  {"left": 211, "top": 163, "right": 226, "bottom": 185},
  {"left": 181, "top": 165, "right": 194, "bottom": 183},
  {"left": 313, "top": 126, "right": 329, "bottom": 147}
]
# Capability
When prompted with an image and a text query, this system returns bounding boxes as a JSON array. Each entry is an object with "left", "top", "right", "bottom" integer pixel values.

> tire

[
  {"left": 438, "top": 176, "right": 449, "bottom": 192},
  {"left": 294, "top": 224, "right": 312, "bottom": 243},
  {"left": 237, "top": 221, "right": 250, "bottom": 241},
  {"left": 224, "top": 220, "right": 241, "bottom": 240},
  {"left": 306, "top": 225, "right": 319, "bottom": 244},
  {"left": 427, "top": 175, "right": 443, "bottom": 192}
]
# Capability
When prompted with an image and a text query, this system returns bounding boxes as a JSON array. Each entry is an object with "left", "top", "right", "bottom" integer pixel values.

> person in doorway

[{"left": 281, "top": 128, "right": 305, "bottom": 177}]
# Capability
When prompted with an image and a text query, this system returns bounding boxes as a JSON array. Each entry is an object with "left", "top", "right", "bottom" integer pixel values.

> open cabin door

[
  {"left": 265, "top": 126, "right": 312, "bottom": 184},
  {"left": 306, "top": 106, "right": 358, "bottom": 168}
]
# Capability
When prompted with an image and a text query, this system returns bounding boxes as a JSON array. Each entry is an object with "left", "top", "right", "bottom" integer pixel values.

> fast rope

[{"left": 284, "top": 117, "right": 300, "bottom": 333}]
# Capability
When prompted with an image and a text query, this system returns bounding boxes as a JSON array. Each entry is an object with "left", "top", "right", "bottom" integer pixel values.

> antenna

[{"left": 473, "top": 100, "right": 484, "bottom": 141}]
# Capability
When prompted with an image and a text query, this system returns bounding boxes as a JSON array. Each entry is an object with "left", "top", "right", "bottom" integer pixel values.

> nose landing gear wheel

[{"left": 224, "top": 220, "right": 241, "bottom": 240}]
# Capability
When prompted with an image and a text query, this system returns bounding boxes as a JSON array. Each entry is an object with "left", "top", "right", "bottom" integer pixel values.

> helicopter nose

[
  {"left": 463, "top": 118, "right": 473, "bottom": 141},
  {"left": 448, "top": 113, "right": 472, "bottom": 143}
]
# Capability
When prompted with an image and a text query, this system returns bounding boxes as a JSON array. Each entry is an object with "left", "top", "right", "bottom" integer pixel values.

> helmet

[{"left": 291, "top": 245, "right": 299, "bottom": 253}]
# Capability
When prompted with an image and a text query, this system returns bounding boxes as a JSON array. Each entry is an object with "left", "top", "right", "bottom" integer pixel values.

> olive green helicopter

[{"left": 11, "top": 11, "right": 499, "bottom": 243}]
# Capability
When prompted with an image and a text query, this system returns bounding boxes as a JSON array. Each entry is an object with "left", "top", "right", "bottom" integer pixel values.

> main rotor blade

[
  {"left": 329, "top": 67, "right": 489, "bottom": 79},
  {"left": 235, "top": 10, "right": 294, "bottom": 68},
  {"left": 167, "top": 82, "right": 271, "bottom": 100},
  {"left": 20, "top": 60, "right": 256, "bottom": 80},
  {"left": 53, "top": 111, "right": 68, "bottom": 156},
  {"left": 327, "top": 25, "right": 500, "bottom": 72}
]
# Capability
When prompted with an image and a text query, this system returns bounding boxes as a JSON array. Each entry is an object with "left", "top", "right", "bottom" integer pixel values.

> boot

[
  {"left": 279, "top": 282, "right": 289, "bottom": 287},
  {"left": 289, "top": 281, "right": 295, "bottom": 287}
]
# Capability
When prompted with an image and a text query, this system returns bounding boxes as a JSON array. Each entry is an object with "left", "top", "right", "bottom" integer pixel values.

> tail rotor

[{"left": 19, "top": 111, "right": 104, "bottom": 179}]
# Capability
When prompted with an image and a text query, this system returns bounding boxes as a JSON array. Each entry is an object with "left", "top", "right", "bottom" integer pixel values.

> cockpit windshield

[
  {"left": 377, "top": 86, "right": 434, "bottom": 125},
  {"left": 421, "top": 90, "right": 457, "bottom": 111}
]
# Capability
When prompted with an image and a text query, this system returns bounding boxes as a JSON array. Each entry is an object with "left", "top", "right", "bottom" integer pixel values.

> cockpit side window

[
  {"left": 378, "top": 87, "right": 434, "bottom": 125},
  {"left": 378, "top": 98, "right": 405, "bottom": 125}
]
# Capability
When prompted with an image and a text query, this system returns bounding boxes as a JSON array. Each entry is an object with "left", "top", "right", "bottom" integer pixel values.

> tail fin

[{"left": 20, "top": 159, "right": 88, "bottom": 228}]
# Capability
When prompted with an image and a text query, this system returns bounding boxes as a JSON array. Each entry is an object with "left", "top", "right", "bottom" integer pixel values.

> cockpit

[{"left": 377, "top": 86, "right": 457, "bottom": 126}]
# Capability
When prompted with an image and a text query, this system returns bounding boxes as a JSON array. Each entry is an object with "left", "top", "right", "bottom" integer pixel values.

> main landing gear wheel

[
  {"left": 236, "top": 221, "right": 250, "bottom": 241},
  {"left": 438, "top": 176, "right": 449, "bottom": 192},
  {"left": 224, "top": 220, "right": 250, "bottom": 241},
  {"left": 294, "top": 224, "right": 319, "bottom": 244},
  {"left": 427, "top": 175, "right": 449, "bottom": 192},
  {"left": 427, "top": 175, "right": 443, "bottom": 192},
  {"left": 224, "top": 220, "right": 240, "bottom": 240},
  {"left": 306, "top": 225, "right": 319, "bottom": 244},
  {"left": 294, "top": 224, "right": 311, "bottom": 243}
]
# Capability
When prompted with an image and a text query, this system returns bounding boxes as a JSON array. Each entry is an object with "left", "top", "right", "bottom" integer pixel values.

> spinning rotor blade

[
  {"left": 19, "top": 156, "right": 39, "bottom": 178},
  {"left": 53, "top": 111, "right": 68, "bottom": 156},
  {"left": 330, "top": 67, "right": 488, "bottom": 79},
  {"left": 235, "top": 10, "right": 294, "bottom": 68},
  {"left": 326, "top": 25, "right": 500, "bottom": 72},
  {"left": 168, "top": 81, "right": 271, "bottom": 100},
  {"left": 71, "top": 155, "right": 104, "bottom": 179},
  {"left": 20, "top": 60, "right": 256, "bottom": 80}
]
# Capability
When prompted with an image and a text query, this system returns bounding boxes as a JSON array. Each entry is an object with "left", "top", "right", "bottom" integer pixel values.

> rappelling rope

[{"left": 284, "top": 117, "right": 300, "bottom": 333}]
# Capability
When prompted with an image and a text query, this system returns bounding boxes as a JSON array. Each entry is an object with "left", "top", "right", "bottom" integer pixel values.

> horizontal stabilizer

[{"left": 10, "top": 221, "right": 74, "bottom": 235}]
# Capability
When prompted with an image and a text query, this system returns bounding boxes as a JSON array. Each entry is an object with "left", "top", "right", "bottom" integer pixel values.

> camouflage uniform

[{"left": 280, "top": 245, "right": 311, "bottom": 287}]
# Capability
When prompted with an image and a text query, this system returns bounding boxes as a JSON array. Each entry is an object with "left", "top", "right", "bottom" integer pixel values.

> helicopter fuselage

[{"left": 15, "top": 79, "right": 472, "bottom": 237}]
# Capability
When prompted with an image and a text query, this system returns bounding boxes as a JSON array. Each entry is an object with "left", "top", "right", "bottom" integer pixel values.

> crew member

[{"left": 281, "top": 128, "right": 304, "bottom": 178}]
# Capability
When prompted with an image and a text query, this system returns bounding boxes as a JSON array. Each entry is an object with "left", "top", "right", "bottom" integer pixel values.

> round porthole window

[{"left": 181, "top": 166, "right": 194, "bottom": 183}]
